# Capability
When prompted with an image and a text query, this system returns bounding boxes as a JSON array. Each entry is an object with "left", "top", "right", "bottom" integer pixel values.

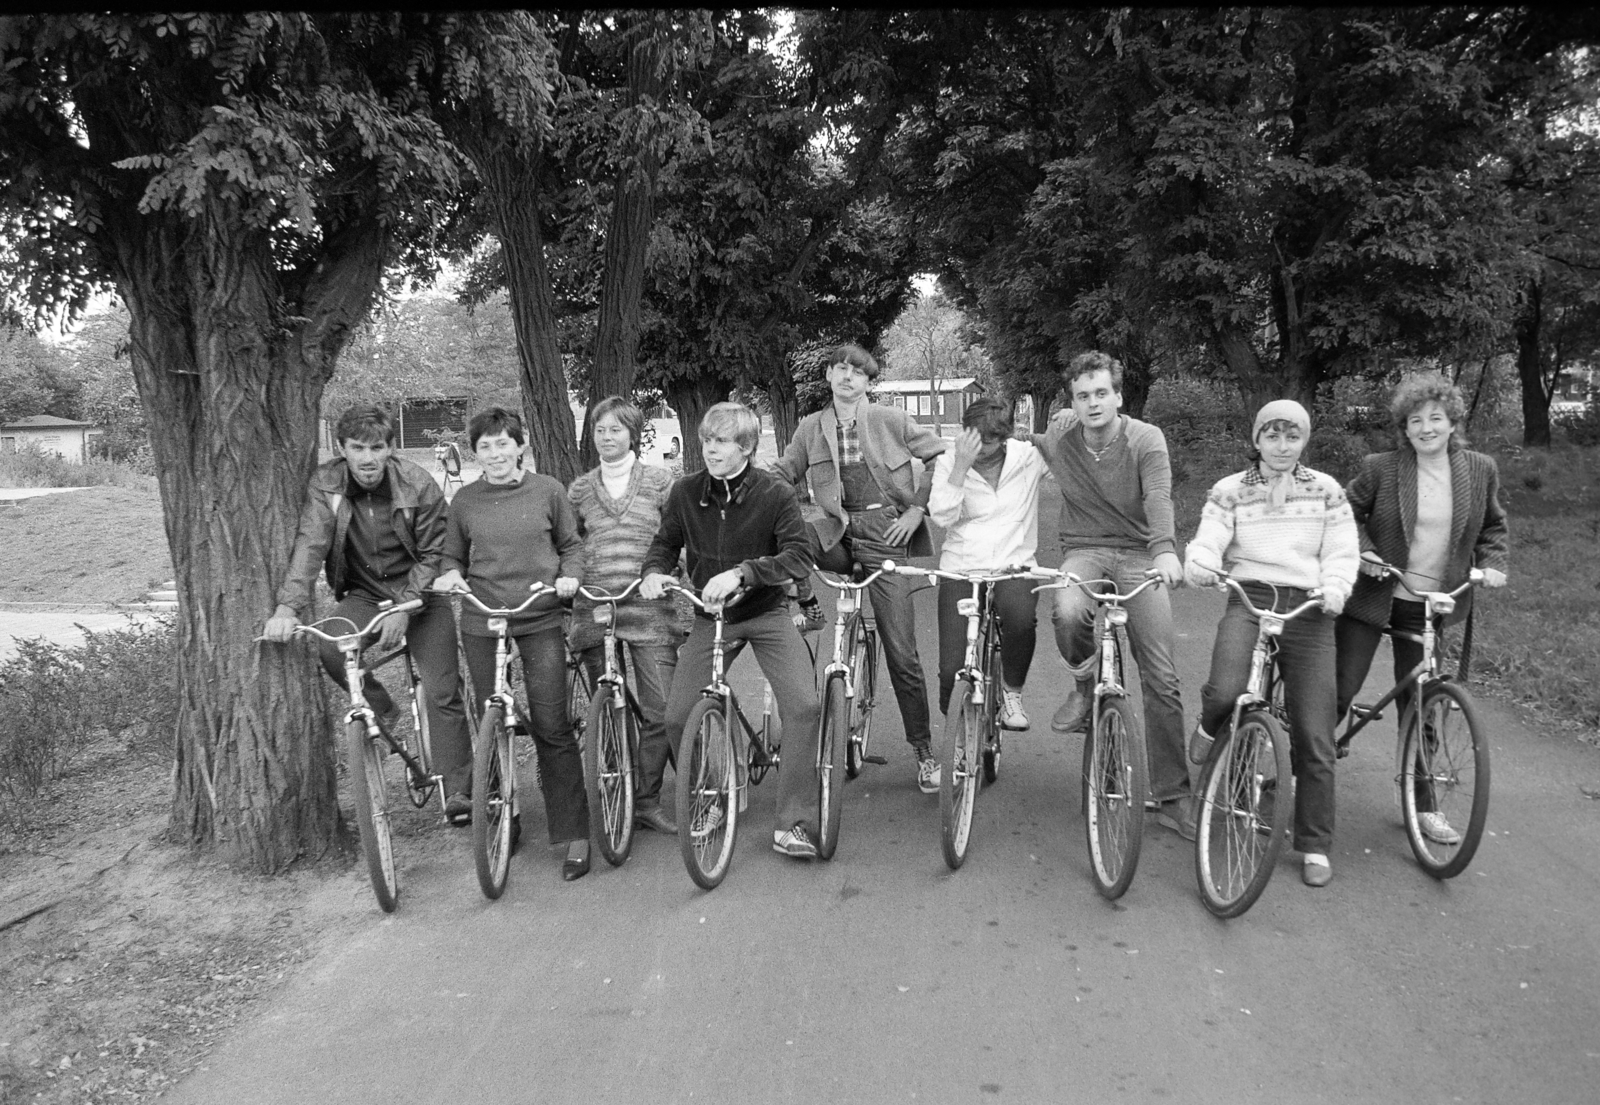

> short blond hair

[{"left": 700, "top": 402, "right": 760, "bottom": 453}]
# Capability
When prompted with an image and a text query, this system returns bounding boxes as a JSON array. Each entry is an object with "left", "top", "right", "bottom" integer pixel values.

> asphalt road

[{"left": 166, "top": 569, "right": 1600, "bottom": 1105}]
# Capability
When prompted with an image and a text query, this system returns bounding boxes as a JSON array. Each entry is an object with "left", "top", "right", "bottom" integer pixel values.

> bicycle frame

[
  {"left": 1213, "top": 575, "right": 1324, "bottom": 734},
  {"left": 448, "top": 584, "right": 553, "bottom": 727},
  {"left": 893, "top": 563, "right": 1050, "bottom": 701},
  {"left": 578, "top": 579, "right": 645, "bottom": 717},
  {"left": 1031, "top": 569, "right": 1163, "bottom": 703},
  {"left": 667, "top": 584, "right": 777, "bottom": 784},
  {"left": 814, "top": 564, "right": 888, "bottom": 692}
]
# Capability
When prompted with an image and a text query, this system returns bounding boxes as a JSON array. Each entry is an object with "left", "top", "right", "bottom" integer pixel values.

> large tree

[{"left": 0, "top": 14, "right": 468, "bottom": 870}]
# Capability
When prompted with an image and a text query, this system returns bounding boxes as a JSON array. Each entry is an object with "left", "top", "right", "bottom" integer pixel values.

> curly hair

[
  {"left": 1062, "top": 350, "right": 1123, "bottom": 394},
  {"left": 1389, "top": 374, "right": 1467, "bottom": 451}
]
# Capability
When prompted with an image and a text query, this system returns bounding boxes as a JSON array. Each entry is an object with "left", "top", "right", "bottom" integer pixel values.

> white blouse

[{"left": 928, "top": 439, "right": 1047, "bottom": 571}]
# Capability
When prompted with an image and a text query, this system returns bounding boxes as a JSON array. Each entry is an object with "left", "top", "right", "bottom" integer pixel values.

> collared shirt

[{"left": 835, "top": 417, "right": 863, "bottom": 467}]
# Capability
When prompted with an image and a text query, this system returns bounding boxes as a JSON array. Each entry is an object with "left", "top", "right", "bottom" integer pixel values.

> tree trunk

[
  {"left": 108, "top": 207, "right": 384, "bottom": 872},
  {"left": 582, "top": 19, "right": 668, "bottom": 470},
  {"left": 765, "top": 349, "right": 800, "bottom": 452},
  {"left": 1210, "top": 322, "right": 1312, "bottom": 416},
  {"left": 1515, "top": 275, "right": 1553, "bottom": 448},
  {"left": 478, "top": 147, "right": 583, "bottom": 483},
  {"left": 665, "top": 373, "right": 731, "bottom": 474}
]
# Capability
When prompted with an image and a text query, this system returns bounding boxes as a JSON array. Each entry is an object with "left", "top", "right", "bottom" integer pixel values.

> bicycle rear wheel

[
  {"left": 472, "top": 704, "right": 517, "bottom": 900},
  {"left": 404, "top": 655, "right": 436, "bottom": 809},
  {"left": 676, "top": 698, "right": 738, "bottom": 889},
  {"left": 1195, "top": 709, "right": 1290, "bottom": 918},
  {"left": 347, "top": 718, "right": 399, "bottom": 913},
  {"left": 1401, "top": 683, "right": 1490, "bottom": 879},
  {"left": 1083, "top": 695, "right": 1147, "bottom": 900},
  {"left": 940, "top": 684, "right": 982, "bottom": 870},
  {"left": 816, "top": 673, "right": 849, "bottom": 860},
  {"left": 846, "top": 622, "right": 878, "bottom": 778},
  {"left": 585, "top": 687, "right": 636, "bottom": 867}
]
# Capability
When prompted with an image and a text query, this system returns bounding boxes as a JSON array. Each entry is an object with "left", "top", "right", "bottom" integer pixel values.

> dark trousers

[
  {"left": 664, "top": 608, "right": 821, "bottom": 838},
  {"left": 580, "top": 642, "right": 678, "bottom": 809},
  {"left": 809, "top": 508, "right": 934, "bottom": 753},
  {"left": 1198, "top": 584, "right": 1337, "bottom": 855},
  {"left": 935, "top": 576, "right": 1037, "bottom": 714},
  {"left": 1335, "top": 600, "right": 1438, "bottom": 812},
  {"left": 316, "top": 592, "right": 472, "bottom": 795},
  {"left": 461, "top": 628, "right": 589, "bottom": 845}
]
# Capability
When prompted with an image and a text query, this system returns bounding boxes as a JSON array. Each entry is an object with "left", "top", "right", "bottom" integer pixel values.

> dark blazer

[{"left": 1342, "top": 447, "right": 1509, "bottom": 629}]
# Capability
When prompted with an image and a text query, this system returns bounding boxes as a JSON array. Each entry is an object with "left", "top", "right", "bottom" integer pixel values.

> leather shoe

[
  {"left": 635, "top": 805, "right": 677, "bottom": 834},
  {"left": 562, "top": 841, "right": 591, "bottom": 882},
  {"left": 1302, "top": 856, "right": 1332, "bottom": 887},
  {"left": 1051, "top": 688, "right": 1091, "bottom": 734},
  {"left": 444, "top": 792, "right": 472, "bottom": 826}
]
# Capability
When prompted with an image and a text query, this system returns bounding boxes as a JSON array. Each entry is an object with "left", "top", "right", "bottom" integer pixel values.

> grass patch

[{"left": 0, "top": 485, "right": 171, "bottom": 604}]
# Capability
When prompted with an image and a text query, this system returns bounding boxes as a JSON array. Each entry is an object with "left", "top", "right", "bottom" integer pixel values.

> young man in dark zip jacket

[{"left": 640, "top": 402, "right": 823, "bottom": 858}]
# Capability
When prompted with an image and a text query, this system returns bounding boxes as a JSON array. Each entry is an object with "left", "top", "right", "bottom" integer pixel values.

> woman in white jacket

[{"left": 927, "top": 397, "right": 1047, "bottom": 731}]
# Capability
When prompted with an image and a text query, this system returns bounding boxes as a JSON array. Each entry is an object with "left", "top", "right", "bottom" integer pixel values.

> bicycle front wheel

[
  {"left": 347, "top": 718, "right": 398, "bottom": 913},
  {"left": 846, "top": 622, "right": 878, "bottom": 778},
  {"left": 471, "top": 705, "right": 517, "bottom": 900},
  {"left": 405, "top": 655, "right": 436, "bottom": 809},
  {"left": 1083, "top": 695, "right": 1147, "bottom": 900},
  {"left": 816, "top": 673, "right": 849, "bottom": 860},
  {"left": 585, "top": 688, "right": 636, "bottom": 867},
  {"left": 940, "top": 684, "right": 983, "bottom": 870},
  {"left": 676, "top": 698, "right": 738, "bottom": 890},
  {"left": 1401, "top": 682, "right": 1490, "bottom": 879},
  {"left": 1195, "top": 709, "right": 1291, "bottom": 918}
]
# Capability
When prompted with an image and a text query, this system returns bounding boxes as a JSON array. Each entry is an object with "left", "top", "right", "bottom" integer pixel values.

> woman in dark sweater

[
  {"left": 1334, "top": 376, "right": 1509, "bottom": 847},
  {"left": 434, "top": 407, "right": 592, "bottom": 881}
]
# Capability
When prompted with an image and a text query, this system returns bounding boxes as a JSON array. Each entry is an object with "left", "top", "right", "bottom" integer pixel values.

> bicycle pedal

[
  {"left": 862, "top": 755, "right": 888, "bottom": 766},
  {"left": 1351, "top": 702, "right": 1383, "bottom": 722},
  {"left": 1335, "top": 741, "right": 1352, "bottom": 760}
]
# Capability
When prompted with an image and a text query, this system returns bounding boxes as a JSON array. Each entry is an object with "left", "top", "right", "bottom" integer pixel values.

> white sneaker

[
  {"left": 998, "top": 688, "right": 1030, "bottom": 731},
  {"left": 916, "top": 757, "right": 941, "bottom": 794},
  {"left": 1417, "top": 811, "right": 1462, "bottom": 845}
]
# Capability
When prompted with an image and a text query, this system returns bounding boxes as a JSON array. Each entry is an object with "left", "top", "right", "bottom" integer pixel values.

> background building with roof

[{"left": 0, "top": 415, "right": 102, "bottom": 463}]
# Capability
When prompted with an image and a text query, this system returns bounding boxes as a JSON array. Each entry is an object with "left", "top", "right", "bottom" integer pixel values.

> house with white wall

[{"left": 0, "top": 415, "right": 102, "bottom": 463}]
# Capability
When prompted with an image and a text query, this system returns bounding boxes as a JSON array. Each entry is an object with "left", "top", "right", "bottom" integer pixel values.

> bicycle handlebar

[
  {"left": 578, "top": 578, "right": 644, "bottom": 604},
  {"left": 812, "top": 564, "right": 891, "bottom": 591},
  {"left": 283, "top": 598, "right": 424, "bottom": 645},
  {"left": 884, "top": 560, "right": 1053, "bottom": 586},
  {"left": 1213, "top": 572, "right": 1323, "bottom": 622},
  {"left": 661, "top": 581, "right": 748, "bottom": 615},
  {"left": 1029, "top": 566, "right": 1164, "bottom": 603},
  {"left": 437, "top": 582, "right": 554, "bottom": 618},
  {"left": 1368, "top": 561, "right": 1483, "bottom": 602}
]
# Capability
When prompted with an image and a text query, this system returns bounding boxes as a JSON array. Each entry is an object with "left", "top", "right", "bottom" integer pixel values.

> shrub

[
  {"left": 1560, "top": 403, "right": 1600, "bottom": 448},
  {"left": 0, "top": 441, "right": 156, "bottom": 491}
]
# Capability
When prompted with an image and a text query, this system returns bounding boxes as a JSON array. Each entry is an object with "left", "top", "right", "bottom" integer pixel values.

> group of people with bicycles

[{"left": 265, "top": 338, "right": 1507, "bottom": 901}]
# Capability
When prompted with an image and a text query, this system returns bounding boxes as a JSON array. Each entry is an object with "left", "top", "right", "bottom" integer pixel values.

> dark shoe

[
  {"left": 1188, "top": 721, "right": 1215, "bottom": 765},
  {"left": 1152, "top": 796, "right": 1198, "bottom": 842},
  {"left": 1051, "top": 688, "right": 1091, "bottom": 734},
  {"left": 444, "top": 792, "right": 472, "bottom": 826},
  {"left": 562, "top": 840, "right": 591, "bottom": 882},
  {"left": 635, "top": 805, "right": 677, "bottom": 834},
  {"left": 1302, "top": 854, "right": 1332, "bottom": 887},
  {"left": 792, "top": 596, "right": 826, "bottom": 633}
]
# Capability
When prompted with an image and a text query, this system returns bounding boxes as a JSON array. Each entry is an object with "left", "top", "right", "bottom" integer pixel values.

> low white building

[{"left": 0, "top": 415, "right": 102, "bottom": 464}]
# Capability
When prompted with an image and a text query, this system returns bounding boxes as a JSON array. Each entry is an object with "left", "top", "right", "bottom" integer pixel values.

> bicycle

[
  {"left": 666, "top": 584, "right": 782, "bottom": 890},
  {"left": 442, "top": 583, "right": 554, "bottom": 901},
  {"left": 891, "top": 563, "right": 1047, "bottom": 870},
  {"left": 1336, "top": 564, "right": 1490, "bottom": 878},
  {"left": 810, "top": 563, "right": 892, "bottom": 858},
  {"left": 1031, "top": 568, "right": 1161, "bottom": 900},
  {"left": 1192, "top": 573, "right": 1321, "bottom": 918},
  {"left": 271, "top": 599, "right": 434, "bottom": 913},
  {"left": 576, "top": 579, "right": 655, "bottom": 866}
]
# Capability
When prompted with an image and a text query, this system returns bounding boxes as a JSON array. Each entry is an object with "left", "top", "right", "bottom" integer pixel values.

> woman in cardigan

[
  {"left": 1334, "top": 375, "right": 1509, "bottom": 846},
  {"left": 1185, "top": 400, "right": 1360, "bottom": 888},
  {"left": 568, "top": 396, "right": 685, "bottom": 835},
  {"left": 433, "top": 407, "right": 592, "bottom": 881}
]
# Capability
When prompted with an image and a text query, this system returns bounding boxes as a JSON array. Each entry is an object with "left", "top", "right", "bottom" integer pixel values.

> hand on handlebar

[
  {"left": 375, "top": 609, "right": 409, "bottom": 652},
  {"left": 1358, "top": 551, "right": 1387, "bottom": 579},
  {"left": 432, "top": 568, "right": 468, "bottom": 593},
  {"left": 640, "top": 572, "right": 676, "bottom": 601},
  {"left": 1153, "top": 551, "right": 1184, "bottom": 588},
  {"left": 701, "top": 567, "right": 745, "bottom": 612},
  {"left": 554, "top": 576, "right": 580, "bottom": 600},
  {"left": 1184, "top": 559, "right": 1220, "bottom": 589},
  {"left": 262, "top": 605, "right": 299, "bottom": 644},
  {"left": 1480, "top": 567, "right": 1506, "bottom": 589}
]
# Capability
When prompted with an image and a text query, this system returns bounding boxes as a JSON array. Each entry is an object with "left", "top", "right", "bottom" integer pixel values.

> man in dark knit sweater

[
  {"left": 263, "top": 405, "right": 473, "bottom": 822},
  {"left": 1030, "top": 352, "right": 1195, "bottom": 839},
  {"left": 640, "top": 402, "right": 823, "bottom": 859}
]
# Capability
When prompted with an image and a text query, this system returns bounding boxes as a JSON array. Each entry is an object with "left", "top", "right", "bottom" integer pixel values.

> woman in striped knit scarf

[{"left": 1183, "top": 400, "right": 1360, "bottom": 888}]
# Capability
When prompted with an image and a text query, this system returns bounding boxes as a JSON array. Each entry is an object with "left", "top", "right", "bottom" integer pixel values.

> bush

[
  {"left": 0, "top": 617, "right": 178, "bottom": 821},
  {"left": 1560, "top": 403, "right": 1600, "bottom": 448},
  {"left": 0, "top": 441, "right": 156, "bottom": 491}
]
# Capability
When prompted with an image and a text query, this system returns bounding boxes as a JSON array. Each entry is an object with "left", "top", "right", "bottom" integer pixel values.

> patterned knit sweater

[
  {"left": 1185, "top": 463, "right": 1360, "bottom": 613},
  {"left": 568, "top": 460, "right": 685, "bottom": 650}
]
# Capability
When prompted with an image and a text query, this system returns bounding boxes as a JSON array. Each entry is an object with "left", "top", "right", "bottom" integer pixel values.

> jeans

[
  {"left": 1335, "top": 600, "right": 1438, "bottom": 813},
  {"left": 1051, "top": 547, "right": 1189, "bottom": 802},
  {"left": 1198, "top": 583, "right": 1338, "bottom": 854},
  {"left": 581, "top": 642, "right": 678, "bottom": 809},
  {"left": 316, "top": 592, "right": 472, "bottom": 795},
  {"left": 810, "top": 508, "right": 934, "bottom": 753},
  {"left": 935, "top": 577, "right": 1037, "bottom": 714},
  {"left": 664, "top": 608, "right": 822, "bottom": 838},
  {"left": 461, "top": 628, "right": 589, "bottom": 846}
]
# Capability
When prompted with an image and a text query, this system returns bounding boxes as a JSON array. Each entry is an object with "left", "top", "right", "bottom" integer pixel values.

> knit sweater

[
  {"left": 442, "top": 471, "right": 583, "bottom": 637},
  {"left": 1030, "top": 414, "right": 1177, "bottom": 557},
  {"left": 1185, "top": 463, "right": 1360, "bottom": 612},
  {"left": 568, "top": 460, "right": 684, "bottom": 650}
]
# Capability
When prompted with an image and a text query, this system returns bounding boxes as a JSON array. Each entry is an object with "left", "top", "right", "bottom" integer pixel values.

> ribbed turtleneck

[{"left": 600, "top": 450, "right": 636, "bottom": 502}]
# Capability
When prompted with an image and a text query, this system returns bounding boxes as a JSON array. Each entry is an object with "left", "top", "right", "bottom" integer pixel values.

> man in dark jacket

[
  {"left": 640, "top": 402, "right": 822, "bottom": 859},
  {"left": 263, "top": 405, "right": 473, "bottom": 822}
]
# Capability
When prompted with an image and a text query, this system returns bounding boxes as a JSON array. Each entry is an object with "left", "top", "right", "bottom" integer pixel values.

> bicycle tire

[
  {"left": 1195, "top": 708, "right": 1291, "bottom": 918},
  {"left": 676, "top": 698, "right": 738, "bottom": 890},
  {"left": 845, "top": 621, "right": 878, "bottom": 778},
  {"left": 471, "top": 704, "right": 517, "bottom": 900},
  {"left": 585, "top": 687, "right": 636, "bottom": 867},
  {"left": 1400, "top": 682, "right": 1490, "bottom": 879},
  {"left": 940, "top": 684, "right": 982, "bottom": 870},
  {"left": 347, "top": 718, "right": 398, "bottom": 913},
  {"left": 1083, "top": 695, "right": 1148, "bottom": 900},
  {"left": 405, "top": 654, "right": 435, "bottom": 809},
  {"left": 816, "top": 674, "right": 849, "bottom": 860}
]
